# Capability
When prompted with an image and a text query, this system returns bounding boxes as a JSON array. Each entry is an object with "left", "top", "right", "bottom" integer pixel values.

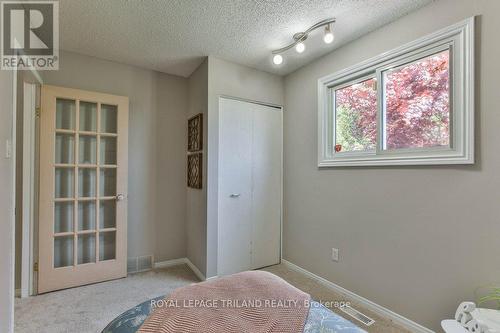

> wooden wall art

[
  {"left": 187, "top": 153, "right": 202, "bottom": 189},
  {"left": 188, "top": 113, "right": 203, "bottom": 152}
]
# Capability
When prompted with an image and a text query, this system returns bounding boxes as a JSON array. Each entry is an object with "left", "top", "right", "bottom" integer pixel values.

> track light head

[
  {"left": 295, "top": 42, "right": 305, "bottom": 53},
  {"left": 323, "top": 24, "right": 334, "bottom": 44},
  {"left": 272, "top": 54, "right": 283, "bottom": 65}
]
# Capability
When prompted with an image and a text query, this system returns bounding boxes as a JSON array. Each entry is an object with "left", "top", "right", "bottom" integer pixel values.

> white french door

[
  {"left": 218, "top": 98, "right": 282, "bottom": 276},
  {"left": 38, "top": 85, "right": 128, "bottom": 293}
]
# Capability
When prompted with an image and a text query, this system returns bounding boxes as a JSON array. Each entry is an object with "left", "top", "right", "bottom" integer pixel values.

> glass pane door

[
  {"left": 53, "top": 99, "right": 118, "bottom": 268},
  {"left": 40, "top": 84, "right": 128, "bottom": 293}
]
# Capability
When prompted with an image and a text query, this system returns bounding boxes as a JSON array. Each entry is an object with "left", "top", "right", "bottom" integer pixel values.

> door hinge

[
  {"left": 33, "top": 262, "right": 38, "bottom": 272},
  {"left": 35, "top": 107, "right": 41, "bottom": 117}
]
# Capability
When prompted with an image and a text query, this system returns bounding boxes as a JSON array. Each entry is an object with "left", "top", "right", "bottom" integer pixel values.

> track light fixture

[{"left": 271, "top": 18, "right": 336, "bottom": 65}]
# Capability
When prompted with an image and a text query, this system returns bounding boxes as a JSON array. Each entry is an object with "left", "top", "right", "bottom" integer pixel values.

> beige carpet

[
  {"left": 15, "top": 265, "right": 199, "bottom": 333},
  {"left": 15, "top": 263, "right": 410, "bottom": 333},
  {"left": 262, "top": 265, "right": 411, "bottom": 333}
]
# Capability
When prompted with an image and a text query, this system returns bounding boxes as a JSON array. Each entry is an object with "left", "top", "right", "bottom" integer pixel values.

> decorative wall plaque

[
  {"left": 188, "top": 113, "right": 203, "bottom": 152},
  {"left": 187, "top": 153, "right": 202, "bottom": 189}
]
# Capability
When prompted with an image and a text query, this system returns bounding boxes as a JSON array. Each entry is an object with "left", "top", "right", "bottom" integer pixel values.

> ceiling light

[
  {"left": 323, "top": 24, "right": 334, "bottom": 44},
  {"left": 295, "top": 42, "right": 305, "bottom": 53},
  {"left": 270, "top": 18, "right": 336, "bottom": 66},
  {"left": 273, "top": 54, "right": 283, "bottom": 65}
]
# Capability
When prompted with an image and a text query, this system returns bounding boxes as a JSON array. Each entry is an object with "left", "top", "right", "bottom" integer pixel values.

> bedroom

[{"left": 0, "top": 0, "right": 498, "bottom": 332}]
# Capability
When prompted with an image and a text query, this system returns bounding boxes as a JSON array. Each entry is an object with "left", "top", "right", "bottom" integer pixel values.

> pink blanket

[{"left": 138, "top": 270, "right": 310, "bottom": 333}]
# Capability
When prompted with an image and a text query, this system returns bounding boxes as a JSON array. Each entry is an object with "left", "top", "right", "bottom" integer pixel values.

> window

[
  {"left": 383, "top": 50, "right": 450, "bottom": 150},
  {"left": 318, "top": 18, "right": 474, "bottom": 167},
  {"left": 335, "top": 78, "right": 377, "bottom": 153}
]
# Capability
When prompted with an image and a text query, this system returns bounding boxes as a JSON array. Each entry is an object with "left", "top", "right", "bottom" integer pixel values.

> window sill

[{"left": 318, "top": 154, "right": 474, "bottom": 167}]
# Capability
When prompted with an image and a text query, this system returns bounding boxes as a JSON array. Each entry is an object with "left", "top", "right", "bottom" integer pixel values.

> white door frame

[
  {"left": 20, "top": 82, "right": 39, "bottom": 297},
  {"left": 18, "top": 66, "right": 44, "bottom": 298},
  {"left": 216, "top": 95, "right": 283, "bottom": 277},
  {"left": 8, "top": 67, "right": 18, "bottom": 333}
]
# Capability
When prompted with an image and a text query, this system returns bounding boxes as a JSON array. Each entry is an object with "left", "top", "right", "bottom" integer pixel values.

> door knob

[
  {"left": 229, "top": 194, "right": 241, "bottom": 198},
  {"left": 116, "top": 194, "right": 125, "bottom": 201}
]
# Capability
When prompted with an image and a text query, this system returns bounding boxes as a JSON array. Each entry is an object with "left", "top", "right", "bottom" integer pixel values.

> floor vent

[
  {"left": 127, "top": 258, "right": 138, "bottom": 274},
  {"left": 138, "top": 255, "right": 153, "bottom": 271},
  {"left": 340, "top": 305, "right": 375, "bottom": 326},
  {"left": 127, "top": 255, "right": 154, "bottom": 274}
]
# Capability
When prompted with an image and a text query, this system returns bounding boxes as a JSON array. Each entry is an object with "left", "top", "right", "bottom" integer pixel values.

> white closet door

[
  {"left": 251, "top": 103, "right": 282, "bottom": 269},
  {"left": 218, "top": 98, "right": 253, "bottom": 276},
  {"left": 218, "top": 98, "right": 282, "bottom": 276}
]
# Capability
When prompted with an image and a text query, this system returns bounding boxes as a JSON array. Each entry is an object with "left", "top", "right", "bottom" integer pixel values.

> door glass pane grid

[
  {"left": 98, "top": 197, "right": 116, "bottom": 263},
  {"left": 56, "top": 99, "right": 76, "bottom": 130},
  {"left": 78, "top": 200, "right": 96, "bottom": 231},
  {"left": 95, "top": 103, "right": 101, "bottom": 262},
  {"left": 99, "top": 231, "right": 116, "bottom": 261},
  {"left": 78, "top": 234, "right": 96, "bottom": 264},
  {"left": 100, "top": 104, "right": 118, "bottom": 134},
  {"left": 72, "top": 100, "right": 80, "bottom": 266},
  {"left": 75, "top": 197, "right": 98, "bottom": 266},
  {"left": 55, "top": 167, "right": 74, "bottom": 198},
  {"left": 79, "top": 101, "right": 97, "bottom": 133},
  {"left": 54, "top": 201, "right": 74, "bottom": 233},
  {"left": 55, "top": 133, "right": 75, "bottom": 164},
  {"left": 100, "top": 200, "right": 116, "bottom": 229},
  {"left": 78, "top": 168, "right": 97, "bottom": 198},
  {"left": 54, "top": 235, "right": 74, "bottom": 268},
  {"left": 97, "top": 103, "right": 118, "bottom": 261},
  {"left": 100, "top": 136, "right": 117, "bottom": 166},
  {"left": 76, "top": 101, "right": 100, "bottom": 265},
  {"left": 79, "top": 135, "right": 97, "bottom": 164},
  {"left": 51, "top": 94, "right": 122, "bottom": 271},
  {"left": 100, "top": 169, "right": 117, "bottom": 198},
  {"left": 53, "top": 99, "right": 78, "bottom": 268}
]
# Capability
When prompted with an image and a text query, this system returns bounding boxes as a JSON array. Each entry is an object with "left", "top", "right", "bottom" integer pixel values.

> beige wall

[
  {"left": 206, "top": 56, "right": 284, "bottom": 277},
  {"left": 7, "top": 1, "right": 498, "bottom": 330},
  {"left": 282, "top": 0, "right": 499, "bottom": 330},
  {"left": 187, "top": 59, "right": 208, "bottom": 275},
  {"left": 185, "top": 56, "right": 284, "bottom": 277},
  {"left": 153, "top": 68, "right": 188, "bottom": 262},
  {"left": 40, "top": 51, "right": 188, "bottom": 263},
  {"left": 0, "top": 69, "right": 15, "bottom": 333}
]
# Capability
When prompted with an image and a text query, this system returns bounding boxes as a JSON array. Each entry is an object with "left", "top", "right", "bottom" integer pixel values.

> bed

[{"left": 102, "top": 271, "right": 367, "bottom": 333}]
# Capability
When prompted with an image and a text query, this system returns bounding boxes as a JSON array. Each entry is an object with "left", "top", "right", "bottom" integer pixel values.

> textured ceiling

[{"left": 59, "top": 0, "right": 433, "bottom": 77}]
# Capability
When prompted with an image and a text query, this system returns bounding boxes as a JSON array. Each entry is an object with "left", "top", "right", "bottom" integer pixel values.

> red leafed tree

[
  {"left": 385, "top": 51, "right": 449, "bottom": 149},
  {"left": 335, "top": 51, "right": 449, "bottom": 152},
  {"left": 336, "top": 79, "right": 377, "bottom": 151}
]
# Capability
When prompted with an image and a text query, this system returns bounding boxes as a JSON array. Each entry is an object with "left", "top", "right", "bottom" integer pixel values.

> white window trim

[{"left": 318, "top": 17, "right": 475, "bottom": 167}]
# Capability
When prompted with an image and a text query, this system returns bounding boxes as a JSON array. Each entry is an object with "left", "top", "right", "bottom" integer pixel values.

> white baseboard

[
  {"left": 281, "top": 259, "right": 434, "bottom": 333},
  {"left": 205, "top": 275, "right": 219, "bottom": 281},
  {"left": 184, "top": 258, "right": 206, "bottom": 281},
  {"left": 154, "top": 258, "right": 187, "bottom": 269},
  {"left": 154, "top": 258, "right": 206, "bottom": 281}
]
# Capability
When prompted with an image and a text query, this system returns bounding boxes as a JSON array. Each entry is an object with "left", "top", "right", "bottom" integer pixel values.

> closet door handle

[{"left": 229, "top": 193, "right": 241, "bottom": 198}]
